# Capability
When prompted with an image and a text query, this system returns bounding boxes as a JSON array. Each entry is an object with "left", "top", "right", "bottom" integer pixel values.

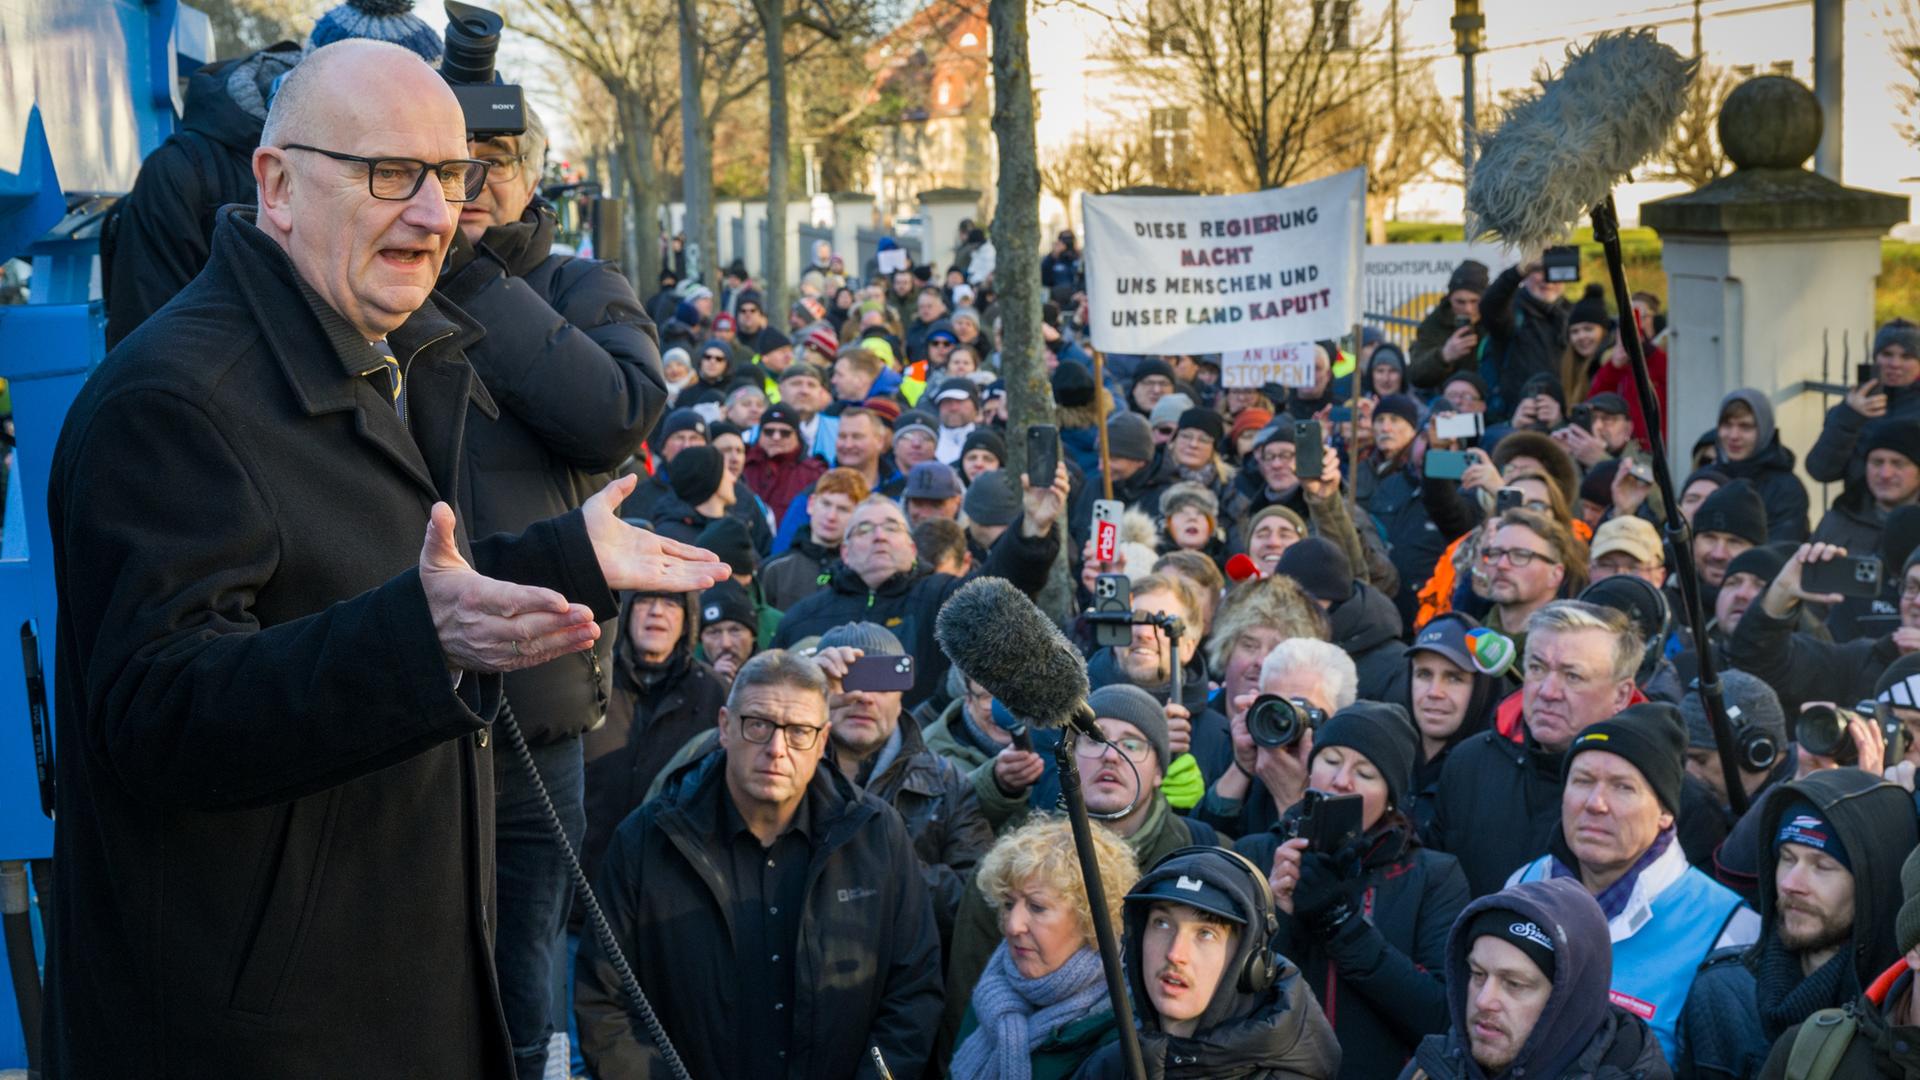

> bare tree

[
  {"left": 513, "top": 0, "right": 680, "bottom": 288},
  {"left": 1039, "top": 133, "right": 1153, "bottom": 223},
  {"left": 1307, "top": 3, "right": 1450, "bottom": 239},
  {"left": 1649, "top": 0, "right": 1731, "bottom": 188},
  {"left": 1107, "top": 0, "right": 1389, "bottom": 191},
  {"left": 1889, "top": 2, "right": 1920, "bottom": 149}
]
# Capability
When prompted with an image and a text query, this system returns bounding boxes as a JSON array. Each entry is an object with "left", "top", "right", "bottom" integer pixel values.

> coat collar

[{"left": 214, "top": 206, "right": 498, "bottom": 500}]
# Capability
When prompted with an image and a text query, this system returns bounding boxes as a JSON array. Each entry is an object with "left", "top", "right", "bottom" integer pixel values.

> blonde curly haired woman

[{"left": 950, "top": 817, "right": 1140, "bottom": 1080}]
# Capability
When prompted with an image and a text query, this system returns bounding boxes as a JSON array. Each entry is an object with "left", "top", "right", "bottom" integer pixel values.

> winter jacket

[
  {"left": 47, "top": 207, "right": 622, "bottom": 1080},
  {"left": 771, "top": 516, "right": 1058, "bottom": 709},
  {"left": 1237, "top": 814, "right": 1469, "bottom": 1080},
  {"left": 761, "top": 528, "right": 836, "bottom": 611},
  {"left": 645, "top": 489, "right": 720, "bottom": 546},
  {"left": 1426, "top": 696, "right": 1570, "bottom": 898},
  {"left": 1357, "top": 454, "right": 1449, "bottom": 630},
  {"left": 1815, "top": 498, "right": 1893, "bottom": 565},
  {"left": 576, "top": 752, "right": 944, "bottom": 1080},
  {"left": 1713, "top": 392, "right": 1811, "bottom": 545},
  {"left": 940, "top": 797, "right": 1217, "bottom": 1058},
  {"left": 1478, "top": 265, "right": 1573, "bottom": 421},
  {"left": 1808, "top": 385, "right": 1920, "bottom": 494},
  {"left": 445, "top": 202, "right": 667, "bottom": 744},
  {"left": 580, "top": 602, "right": 728, "bottom": 885},
  {"left": 1509, "top": 836, "right": 1759, "bottom": 1064},
  {"left": 743, "top": 441, "right": 828, "bottom": 519},
  {"left": 1759, "top": 965, "right": 1920, "bottom": 1079},
  {"left": 1407, "top": 299, "right": 1479, "bottom": 391},
  {"left": 837, "top": 717, "right": 995, "bottom": 948},
  {"left": 1725, "top": 601, "right": 1904, "bottom": 717},
  {"left": 1059, "top": 390, "right": 1116, "bottom": 476},
  {"left": 104, "top": 44, "right": 300, "bottom": 347},
  {"left": 1075, "top": 841, "right": 1344, "bottom": 1076},
  {"left": 1681, "top": 771, "right": 1918, "bottom": 1080},
  {"left": 1330, "top": 581, "right": 1411, "bottom": 703},
  {"left": 1399, "top": 878, "right": 1676, "bottom": 1080},
  {"left": 617, "top": 465, "right": 673, "bottom": 523},
  {"left": 1588, "top": 344, "right": 1670, "bottom": 448}
]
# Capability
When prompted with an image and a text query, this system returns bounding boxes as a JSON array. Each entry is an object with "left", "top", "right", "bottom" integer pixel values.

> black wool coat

[{"left": 45, "top": 208, "right": 618, "bottom": 1080}]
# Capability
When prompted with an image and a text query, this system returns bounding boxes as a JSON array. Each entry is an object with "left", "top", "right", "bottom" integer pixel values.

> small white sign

[{"left": 1221, "top": 343, "right": 1316, "bottom": 389}]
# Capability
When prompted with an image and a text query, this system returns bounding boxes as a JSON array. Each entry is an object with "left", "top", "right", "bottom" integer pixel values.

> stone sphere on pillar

[{"left": 1717, "top": 76, "right": 1823, "bottom": 171}]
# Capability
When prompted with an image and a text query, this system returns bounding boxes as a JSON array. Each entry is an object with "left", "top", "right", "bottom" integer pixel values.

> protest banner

[
  {"left": 1221, "top": 343, "right": 1317, "bottom": 389},
  {"left": 1082, "top": 169, "right": 1364, "bottom": 355}
]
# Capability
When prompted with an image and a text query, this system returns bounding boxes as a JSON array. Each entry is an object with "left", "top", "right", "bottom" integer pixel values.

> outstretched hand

[
  {"left": 582, "top": 475, "right": 733, "bottom": 593},
  {"left": 421, "top": 502, "right": 599, "bottom": 673}
]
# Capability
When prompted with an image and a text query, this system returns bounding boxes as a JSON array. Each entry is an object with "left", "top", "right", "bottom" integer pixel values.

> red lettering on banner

[{"left": 1609, "top": 990, "right": 1656, "bottom": 1019}]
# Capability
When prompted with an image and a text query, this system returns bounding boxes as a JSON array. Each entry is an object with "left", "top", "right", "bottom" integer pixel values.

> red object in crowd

[
  {"left": 742, "top": 441, "right": 828, "bottom": 520},
  {"left": 1588, "top": 308, "right": 1668, "bottom": 446},
  {"left": 1225, "top": 553, "right": 1264, "bottom": 583}
]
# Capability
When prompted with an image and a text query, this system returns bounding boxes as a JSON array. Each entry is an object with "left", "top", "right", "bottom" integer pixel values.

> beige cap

[{"left": 1590, "top": 516, "right": 1664, "bottom": 566}]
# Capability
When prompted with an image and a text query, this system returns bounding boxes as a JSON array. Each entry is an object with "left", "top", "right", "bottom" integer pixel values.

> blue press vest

[{"left": 1513, "top": 857, "right": 1746, "bottom": 1064}]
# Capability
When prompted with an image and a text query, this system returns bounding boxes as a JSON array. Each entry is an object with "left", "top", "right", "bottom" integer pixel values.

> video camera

[{"left": 442, "top": 1, "right": 524, "bottom": 138}]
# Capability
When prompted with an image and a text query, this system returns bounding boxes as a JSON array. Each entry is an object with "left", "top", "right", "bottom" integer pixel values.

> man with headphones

[{"left": 1074, "top": 847, "right": 1342, "bottom": 1078}]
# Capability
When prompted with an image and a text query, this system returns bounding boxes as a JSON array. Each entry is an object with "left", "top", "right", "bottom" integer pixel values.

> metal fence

[{"left": 1361, "top": 277, "right": 1443, "bottom": 350}]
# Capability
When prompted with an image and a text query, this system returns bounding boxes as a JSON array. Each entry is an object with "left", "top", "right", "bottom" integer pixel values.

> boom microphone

[
  {"left": 1465, "top": 29, "right": 1696, "bottom": 254},
  {"left": 935, "top": 576, "right": 1093, "bottom": 731}
]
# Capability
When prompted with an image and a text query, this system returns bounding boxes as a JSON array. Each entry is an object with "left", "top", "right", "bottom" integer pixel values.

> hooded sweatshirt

[
  {"left": 1075, "top": 848, "right": 1344, "bottom": 1079},
  {"left": 1401, "top": 878, "right": 1671, "bottom": 1080},
  {"left": 1715, "top": 390, "right": 1812, "bottom": 545},
  {"left": 1680, "top": 769, "right": 1919, "bottom": 1080}
]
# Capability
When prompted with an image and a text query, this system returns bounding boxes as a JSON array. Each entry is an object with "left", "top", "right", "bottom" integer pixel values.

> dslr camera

[
  {"left": 1797, "top": 701, "right": 1910, "bottom": 767},
  {"left": 1246, "top": 694, "right": 1328, "bottom": 749},
  {"left": 443, "top": 1, "right": 525, "bottom": 138}
]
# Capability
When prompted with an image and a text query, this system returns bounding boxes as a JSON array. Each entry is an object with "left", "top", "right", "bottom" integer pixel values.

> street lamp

[{"left": 1453, "top": 0, "right": 1485, "bottom": 211}]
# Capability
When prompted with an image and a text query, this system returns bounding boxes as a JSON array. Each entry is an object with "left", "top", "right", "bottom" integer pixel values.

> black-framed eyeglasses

[
  {"left": 1481, "top": 546, "right": 1558, "bottom": 568},
  {"left": 284, "top": 144, "right": 491, "bottom": 202},
  {"left": 736, "top": 713, "right": 826, "bottom": 751}
]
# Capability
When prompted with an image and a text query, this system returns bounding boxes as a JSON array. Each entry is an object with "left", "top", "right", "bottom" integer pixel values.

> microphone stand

[
  {"left": 1591, "top": 195, "right": 1749, "bottom": 815},
  {"left": 1054, "top": 717, "right": 1150, "bottom": 1080}
]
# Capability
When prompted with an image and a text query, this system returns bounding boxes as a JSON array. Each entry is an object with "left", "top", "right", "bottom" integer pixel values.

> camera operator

[
  {"left": 432, "top": 90, "right": 667, "bottom": 1077},
  {"left": 103, "top": 0, "right": 445, "bottom": 347},
  {"left": 1238, "top": 702, "right": 1470, "bottom": 1080},
  {"left": 1194, "top": 639, "right": 1358, "bottom": 838}
]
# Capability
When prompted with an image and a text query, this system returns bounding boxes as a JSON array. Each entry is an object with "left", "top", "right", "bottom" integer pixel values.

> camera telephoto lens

[
  {"left": 442, "top": 1, "right": 503, "bottom": 85},
  {"left": 1796, "top": 704, "right": 1857, "bottom": 767},
  {"left": 1247, "top": 695, "right": 1317, "bottom": 749}
]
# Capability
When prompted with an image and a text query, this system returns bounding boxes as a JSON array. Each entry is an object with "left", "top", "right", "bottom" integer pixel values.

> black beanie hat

[
  {"left": 1052, "top": 361, "right": 1096, "bottom": 408},
  {"left": 1176, "top": 407, "right": 1225, "bottom": 443},
  {"left": 1863, "top": 417, "right": 1920, "bottom": 469},
  {"left": 1694, "top": 478, "right": 1769, "bottom": 546},
  {"left": 1311, "top": 701, "right": 1419, "bottom": 811},
  {"left": 699, "top": 579, "right": 757, "bottom": 631},
  {"left": 669, "top": 446, "right": 728, "bottom": 507},
  {"left": 1132, "top": 357, "right": 1177, "bottom": 387},
  {"left": 1581, "top": 458, "right": 1619, "bottom": 509},
  {"left": 1441, "top": 370, "right": 1492, "bottom": 403},
  {"left": 1564, "top": 702, "right": 1689, "bottom": 813},
  {"left": 1723, "top": 543, "right": 1792, "bottom": 587},
  {"left": 1274, "top": 536, "right": 1354, "bottom": 604},
  {"left": 1448, "top": 260, "right": 1491, "bottom": 296},
  {"left": 660, "top": 408, "right": 708, "bottom": 443},
  {"left": 1374, "top": 393, "right": 1421, "bottom": 429},
  {"left": 1567, "top": 284, "right": 1613, "bottom": 329},
  {"left": 1468, "top": 908, "right": 1557, "bottom": 983},
  {"left": 1775, "top": 800, "right": 1852, "bottom": 871},
  {"left": 1521, "top": 372, "right": 1568, "bottom": 413},
  {"left": 694, "top": 514, "right": 755, "bottom": 576},
  {"left": 961, "top": 428, "right": 1008, "bottom": 466}
]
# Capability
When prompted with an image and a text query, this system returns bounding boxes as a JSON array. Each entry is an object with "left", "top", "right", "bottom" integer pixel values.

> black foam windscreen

[{"left": 935, "top": 576, "right": 1091, "bottom": 730}]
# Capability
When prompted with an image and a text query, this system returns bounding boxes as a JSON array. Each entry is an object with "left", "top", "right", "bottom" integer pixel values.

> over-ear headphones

[{"left": 1153, "top": 846, "right": 1281, "bottom": 994}]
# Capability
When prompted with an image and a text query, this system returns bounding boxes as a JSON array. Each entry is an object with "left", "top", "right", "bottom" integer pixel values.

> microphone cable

[{"left": 496, "top": 695, "right": 694, "bottom": 1080}]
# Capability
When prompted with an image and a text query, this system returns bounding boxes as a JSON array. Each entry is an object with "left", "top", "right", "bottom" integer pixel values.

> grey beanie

[
  {"left": 1108, "top": 413, "right": 1155, "bottom": 463},
  {"left": 1088, "top": 683, "right": 1171, "bottom": 768},
  {"left": 963, "top": 470, "right": 1023, "bottom": 528},
  {"left": 1874, "top": 319, "right": 1920, "bottom": 360},
  {"left": 817, "top": 621, "right": 904, "bottom": 657},
  {"left": 1679, "top": 669, "right": 1786, "bottom": 757}
]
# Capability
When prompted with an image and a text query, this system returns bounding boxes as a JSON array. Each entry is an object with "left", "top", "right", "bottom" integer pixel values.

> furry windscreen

[{"left": 1466, "top": 29, "right": 1698, "bottom": 254}]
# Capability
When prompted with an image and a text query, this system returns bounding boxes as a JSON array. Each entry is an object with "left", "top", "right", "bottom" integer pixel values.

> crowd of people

[{"left": 54, "top": 3, "right": 1920, "bottom": 1079}]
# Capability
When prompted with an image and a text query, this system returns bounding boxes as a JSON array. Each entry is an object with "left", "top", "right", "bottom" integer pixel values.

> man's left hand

[
  {"left": 583, "top": 475, "right": 732, "bottom": 593},
  {"left": 1021, "top": 461, "right": 1072, "bottom": 537}
]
